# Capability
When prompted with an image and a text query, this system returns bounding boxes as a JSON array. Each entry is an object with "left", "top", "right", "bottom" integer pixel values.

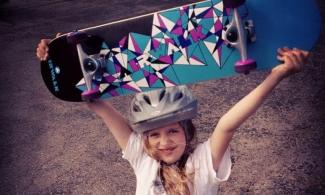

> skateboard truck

[
  {"left": 223, "top": 0, "right": 257, "bottom": 74},
  {"left": 67, "top": 32, "right": 106, "bottom": 101}
]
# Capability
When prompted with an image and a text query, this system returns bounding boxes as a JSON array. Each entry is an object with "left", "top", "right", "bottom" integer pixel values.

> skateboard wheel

[
  {"left": 223, "top": 0, "right": 245, "bottom": 8},
  {"left": 84, "top": 58, "right": 99, "bottom": 73},
  {"left": 67, "top": 31, "right": 89, "bottom": 45},
  {"left": 235, "top": 59, "right": 257, "bottom": 74},
  {"left": 81, "top": 89, "right": 101, "bottom": 101},
  {"left": 226, "top": 28, "right": 238, "bottom": 43}
]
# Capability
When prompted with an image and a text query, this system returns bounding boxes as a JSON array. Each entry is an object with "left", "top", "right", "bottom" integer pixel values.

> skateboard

[{"left": 41, "top": 0, "right": 321, "bottom": 102}]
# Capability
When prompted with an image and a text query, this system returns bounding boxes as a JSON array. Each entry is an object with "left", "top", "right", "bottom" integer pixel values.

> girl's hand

[
  {"left": 36, "top": 33, "right": 61, "bottom": 61},
  {"left": 36, "top": 39, "right": 51, "bottom": 61},
  {"left": 273, "top": 47, "right": 309, "bottom": 78}
]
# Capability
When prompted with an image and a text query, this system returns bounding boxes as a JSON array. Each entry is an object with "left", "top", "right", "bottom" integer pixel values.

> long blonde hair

[{"left": 143, "top": 120, "right": 197, "bottom": 195}]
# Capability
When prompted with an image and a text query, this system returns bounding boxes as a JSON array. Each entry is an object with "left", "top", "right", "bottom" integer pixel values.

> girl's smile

[{"left": 158, "top": 146, "right": 177, "bottom": 156}]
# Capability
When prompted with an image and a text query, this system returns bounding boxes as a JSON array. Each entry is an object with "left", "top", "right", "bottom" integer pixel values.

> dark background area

[{"left": 0, "top": 0, "right": 324, "bottom": 194}]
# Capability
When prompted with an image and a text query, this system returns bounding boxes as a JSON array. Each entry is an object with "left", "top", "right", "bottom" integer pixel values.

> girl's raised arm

[
  {"left": 209, "top": 48, "right": 309, "bottom": 170},
  {"left": 36, "top": 37, "right": 132, "bottom": 151}
]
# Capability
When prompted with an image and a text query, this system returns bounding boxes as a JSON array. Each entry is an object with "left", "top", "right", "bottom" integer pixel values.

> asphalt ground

[{"left": 0, "top": 0, "right": 324, "bottom": 194}]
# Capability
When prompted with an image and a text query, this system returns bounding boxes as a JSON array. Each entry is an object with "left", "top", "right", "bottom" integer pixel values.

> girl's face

[{"left": 146, "top": 123, "right": 186, "bottom": 164}]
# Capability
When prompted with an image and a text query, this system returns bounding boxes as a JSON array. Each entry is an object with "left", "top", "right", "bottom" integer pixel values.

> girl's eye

[
  {"left": 169, "top": 129, "right": 179, "bottom": 134},
  {"left": 149, "top": 133, "right": 159, "bottom": 138}
]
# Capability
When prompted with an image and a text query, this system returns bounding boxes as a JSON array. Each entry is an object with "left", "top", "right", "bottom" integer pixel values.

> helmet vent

[
  {"left": 159, "top": 89, "right": 166, "bottom": 101},
  {"left": 133, "top": 104, "right": 141, "bottom": 112},
  {"left": 174, "top": 92, "right": 183, "bottom": 101},
  {"left": 143, "top": 95, "right": 151, "bottom": 105}
]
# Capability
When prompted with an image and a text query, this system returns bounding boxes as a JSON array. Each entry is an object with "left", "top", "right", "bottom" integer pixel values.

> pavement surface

[{"left": 0, "top": 0, "right": 324, "bottom": 194}]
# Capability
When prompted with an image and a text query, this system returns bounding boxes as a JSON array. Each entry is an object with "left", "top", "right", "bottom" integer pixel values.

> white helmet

[{"left": 128, "top": 86, "right": 197, "bottom": 133}]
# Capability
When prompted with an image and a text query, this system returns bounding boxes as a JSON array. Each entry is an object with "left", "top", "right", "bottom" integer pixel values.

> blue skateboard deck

[{"left": 41, "top": 0, "right": 321, "bottom": 102}]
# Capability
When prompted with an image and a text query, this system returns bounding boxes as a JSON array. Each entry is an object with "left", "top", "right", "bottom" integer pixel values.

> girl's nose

[{"left": 159, "top": 134, "right": 172, "bottom": 146}]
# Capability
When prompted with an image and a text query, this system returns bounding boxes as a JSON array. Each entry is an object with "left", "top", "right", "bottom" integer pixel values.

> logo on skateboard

[{"left": 48, "top": 59, "right": 60, "bottom": 92}]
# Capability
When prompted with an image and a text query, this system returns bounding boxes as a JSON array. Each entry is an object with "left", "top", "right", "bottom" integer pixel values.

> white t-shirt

[{"left": 122, "top": 132, "right": 232, "bottom": 195}]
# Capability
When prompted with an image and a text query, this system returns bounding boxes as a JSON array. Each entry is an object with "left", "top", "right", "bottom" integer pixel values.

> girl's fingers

[
  {"left": 36, "top": 39, "right": 51, "bottom": 61},
  {"left": 292, "top": 47, "right": 308, "bottom": 56},
  {"left": 295, "top": 51, "right": 305, "bottom": 63},
  {"left": 277, "top": 47, "right": 290, "bottom": 54},
  {"left": 277, "top": 47, "right": 292, "bottom": 60},
  {"left": 36, "top": 51, "right": 41, "bottom": 60},
  {"left": 287, "top": 51, "right": 304, "bottom": 73},
  {"left": 36, "top": 47, "right": 45, "bottom": 61},
  {"left": 277, "top": 47, "right": 293, "bottom": 61},
  {"left": 288, "top": 52, "right": 300, "bottom": 68},
  {"left": 277, "top": 48, "right": 285, "bottom": 56},
  {"left": 293, "top": 49, "right": 309, "bottom": 64},
  {"left": 302, "top": 50, "right": 309, "bottom": 58},
  {"left": 277, "top": 54, "right": 284, "bottom": 62},
  {"left": 40, "top": 39, "right": 50, "bottom": 49},
  {"left": 283, "top": 54, "right": 293, "bottom": 66},
  {"left": 38, "top": 39, "right": 49, "bottom": 53}
]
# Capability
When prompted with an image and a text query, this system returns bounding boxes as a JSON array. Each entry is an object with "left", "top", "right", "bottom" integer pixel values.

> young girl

[{"left": 37, "top": 38, "right": 309, "bottom": 194}]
